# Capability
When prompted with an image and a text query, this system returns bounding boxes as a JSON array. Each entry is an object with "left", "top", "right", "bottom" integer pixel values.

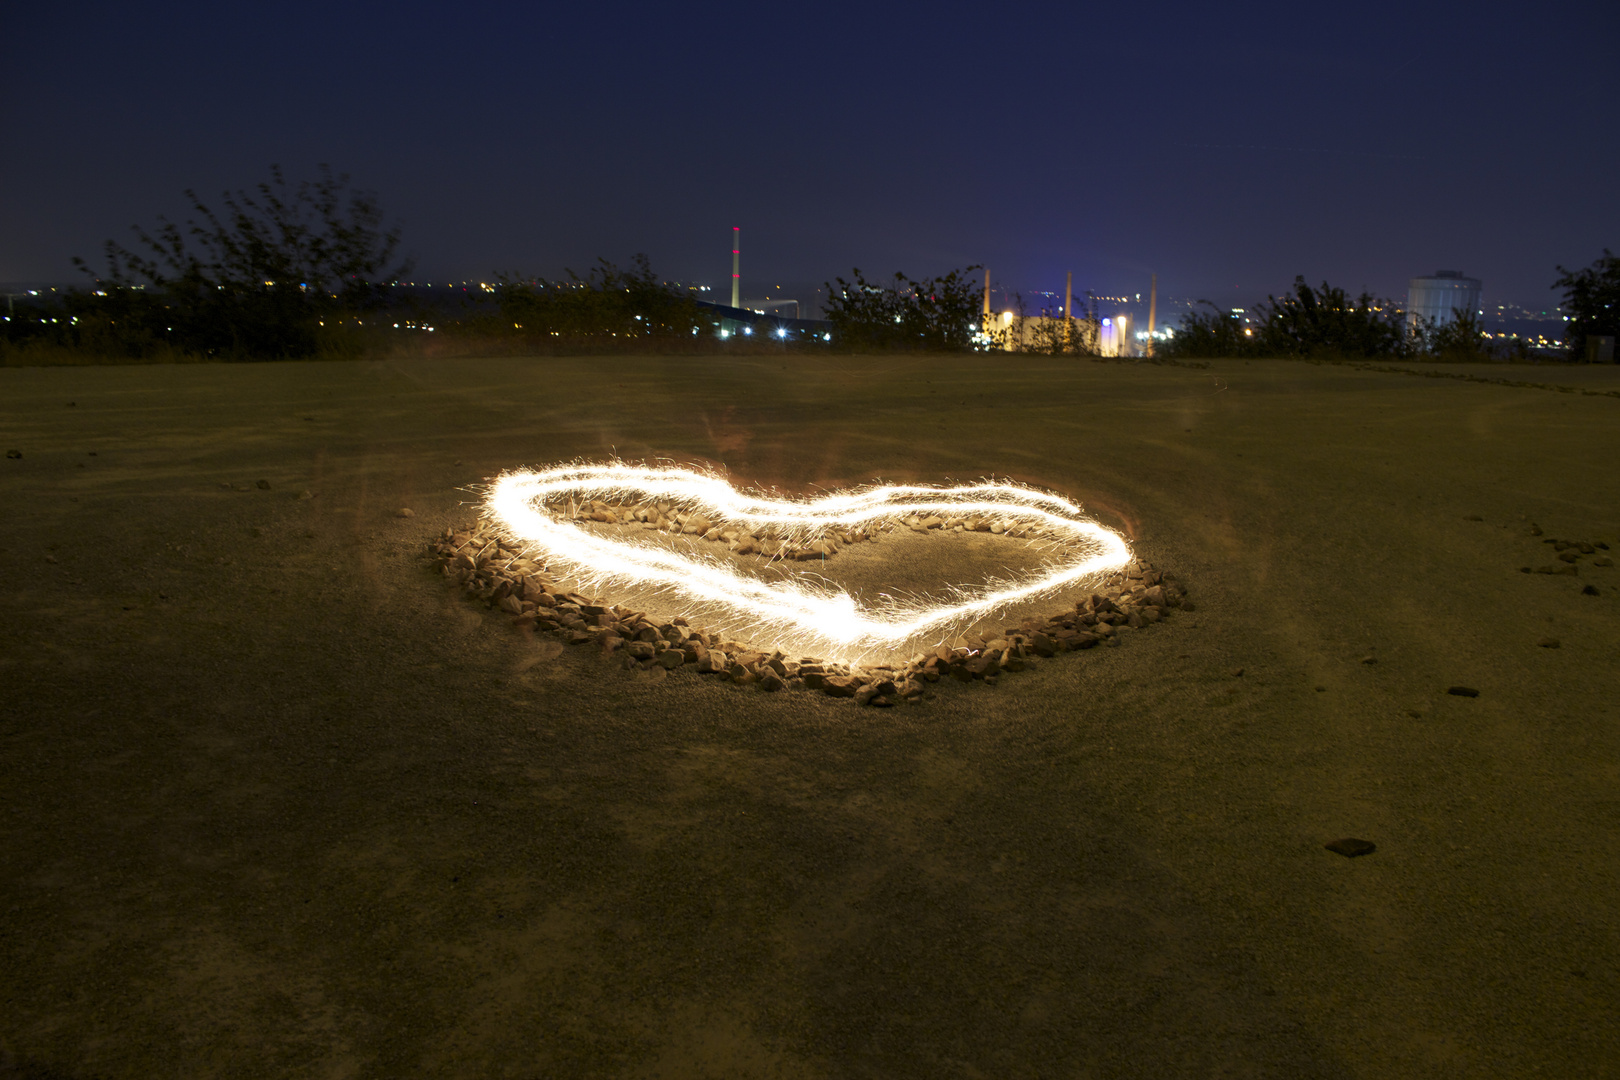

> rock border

[{"left": 427, "top": 510, "right": 1188, "bottom": 706}]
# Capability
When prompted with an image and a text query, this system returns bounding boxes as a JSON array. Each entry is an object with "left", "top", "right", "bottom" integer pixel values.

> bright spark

[{"left": 485, "top": 463, "right": 1132, "bottom": 663}]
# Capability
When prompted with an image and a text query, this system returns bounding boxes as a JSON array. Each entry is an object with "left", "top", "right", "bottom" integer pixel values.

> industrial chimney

[{"left": 731, "top": 227, "right": 741, "bottom": 309}]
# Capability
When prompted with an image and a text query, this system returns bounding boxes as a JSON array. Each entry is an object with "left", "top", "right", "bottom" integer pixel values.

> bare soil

[{"left": 1, "top": 353, "right": 1617, "bottom": 1079}]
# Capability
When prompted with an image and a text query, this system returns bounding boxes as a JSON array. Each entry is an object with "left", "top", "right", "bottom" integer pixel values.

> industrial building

[{"left": 1407, "top": 270, "right": 1482, "bottom": 334}]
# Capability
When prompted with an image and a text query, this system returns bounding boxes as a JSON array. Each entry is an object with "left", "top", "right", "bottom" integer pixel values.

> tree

[
  {"left": 1553, "top": 250, "right": 1620, "bottom": 361},
  {"left": 74, "top": 165, "right": 412, "bottom": 359},
  {"left": 822, "top": 267, "right": 983, "bottom": 351}
]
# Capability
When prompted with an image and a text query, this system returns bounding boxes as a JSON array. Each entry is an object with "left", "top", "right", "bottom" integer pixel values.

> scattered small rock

[
  {"left": 1463, "top": 514, "right": 1483, "bottom": 522},
  {"left": 1447, "top": 685, "right": 1480, "bottom": 697},
  {"left": 1594, "top": 556, "right": 1614, "bottom": 567},
  {"left": 1360, "top": 656, "right": 1377, "bottom": 665},
  {"left": 1537, "top": 637, "right": 1561, "bottom": 648},
  {"left": 1581, "top": 584, "right": 1600, "bottom": 596},
  {"left": 255, "top": 479, "right": 271, "bottom": 490},
  {"left": 1325, "top": 838, "right": 1376, "bottom": 858},
  {"left": 297, "top": 490, "right": 314, "bottom": 500},
  {"left": 396, "top": 508, "right": 415, "bottom": 518},
  {"left": 5, "top": 450, "right": 20, "bottom": 459}
]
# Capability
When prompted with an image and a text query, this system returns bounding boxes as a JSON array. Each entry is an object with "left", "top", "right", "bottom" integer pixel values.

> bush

[
  {"left": 1162, "top": 277, "right": 1409, "bottom": 359},
  {"left": 491, "top": 255, "right": 703, "bottom": 341},
  {"left": 822, "top": 267, "right": 982, "bottom": 350},
  {"left": 1158, "top": 302, "right": 1254, "bottom": 358},
  {"left": 67, "top": 165, "right": 411, "bottom": 360}
]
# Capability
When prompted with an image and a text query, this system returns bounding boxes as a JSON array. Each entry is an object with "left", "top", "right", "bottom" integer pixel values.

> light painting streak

[{"left": 485, "top": 463, "right": 1132, "bottom": 662}]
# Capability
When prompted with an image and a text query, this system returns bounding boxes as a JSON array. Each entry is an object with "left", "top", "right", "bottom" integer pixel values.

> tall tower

[
  {"left": 982, "top": 267, "right": 991, "bottom": 318},
  {"left": 730, "top": 227, "right": 740, "bottom": 309},
  {"left": 1064, "top": 271, "right": 1073, "bottom": 320}
]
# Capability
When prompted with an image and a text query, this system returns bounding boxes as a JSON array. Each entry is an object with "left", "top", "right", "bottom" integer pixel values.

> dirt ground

[{"left": 1, "top": 353, "right": 1616, "bottom": 1079}]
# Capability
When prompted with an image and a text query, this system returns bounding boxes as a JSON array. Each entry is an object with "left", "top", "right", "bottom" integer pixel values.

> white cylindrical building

[{"left": 1407, "top": 270, "right": 1481, "bottom": 334}]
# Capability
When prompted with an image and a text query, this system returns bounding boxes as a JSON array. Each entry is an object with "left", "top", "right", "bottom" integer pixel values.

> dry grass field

[{"left": 2, "top": 353, "right": 1617, "bottom": 1079}]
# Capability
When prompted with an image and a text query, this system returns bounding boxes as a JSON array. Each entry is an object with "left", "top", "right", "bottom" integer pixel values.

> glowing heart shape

[{"left": 485, "top": 463, "right": 1131, "bottom": 662}]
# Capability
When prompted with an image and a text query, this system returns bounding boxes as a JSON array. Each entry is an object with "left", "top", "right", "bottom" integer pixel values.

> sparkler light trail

[{"left": 484, "top": 463, "right": 1132, "bottom": 663}]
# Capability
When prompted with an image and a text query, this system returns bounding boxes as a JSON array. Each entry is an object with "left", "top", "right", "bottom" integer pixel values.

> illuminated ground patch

[{"left": 431, "top": 462, "right": 1187, "bottom": 704}]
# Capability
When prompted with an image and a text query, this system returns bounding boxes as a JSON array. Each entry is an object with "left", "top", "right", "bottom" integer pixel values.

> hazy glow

[{"left": 485, "top": 463, "right": 1132, "bottom": 662}]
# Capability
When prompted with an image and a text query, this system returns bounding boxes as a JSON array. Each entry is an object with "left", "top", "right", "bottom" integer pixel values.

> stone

[
  {"left": 822, "top": 675, "right": 860, "bottom": 698},
  {"left": 255, "top": 479, "right": 271, "bottom": 490},
  {"left": 625, "top": 641, "right": 656, "bottom": 660},
  {"left": 297, "top": 490, "right": 314, "bottom": 500},
  {"left": 5, "top": 450, "right": 20, "bottom": 459},
  {"left": 964, "top": 654, "right": 1001, "bottom": 679},
  {"left": 1447, "top": 685, "right": 1480, "bottom": 697},
  {"left": 1582, "top": 584, "right": 1601, "bottom": 596},
  {"left": 657, "top": 649, "right": 685, "bottom": 670},
  {"left": 1325, "top": 838, "right": 1376, "bottom": 858},
  {"left": 1559, "top": 551, "right": 1580, "bottom": 564},
  {"left": 1537, "top": 637, "right": 1561, "bottom": 648},
  {"left": 396, "top": 508, "right": 415, "bottom": 518},
  {"left": 759, "top": 671, "right": 785, "bottom": 692}
]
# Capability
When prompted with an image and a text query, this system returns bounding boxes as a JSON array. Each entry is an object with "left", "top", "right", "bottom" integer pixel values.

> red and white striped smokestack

[{"left": 731, "top": 227, "right": 740, "bottom": 309}]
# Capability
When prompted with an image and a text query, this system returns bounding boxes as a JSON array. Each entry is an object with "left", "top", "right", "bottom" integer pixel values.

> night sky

[{"left": 3, "top": 1, "right": 1615, "bottom": 308}]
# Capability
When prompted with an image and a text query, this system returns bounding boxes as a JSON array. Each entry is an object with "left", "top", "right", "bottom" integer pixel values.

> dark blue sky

[{"left": 3, "top": 1, "right": 1614, "bottom": 307}]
